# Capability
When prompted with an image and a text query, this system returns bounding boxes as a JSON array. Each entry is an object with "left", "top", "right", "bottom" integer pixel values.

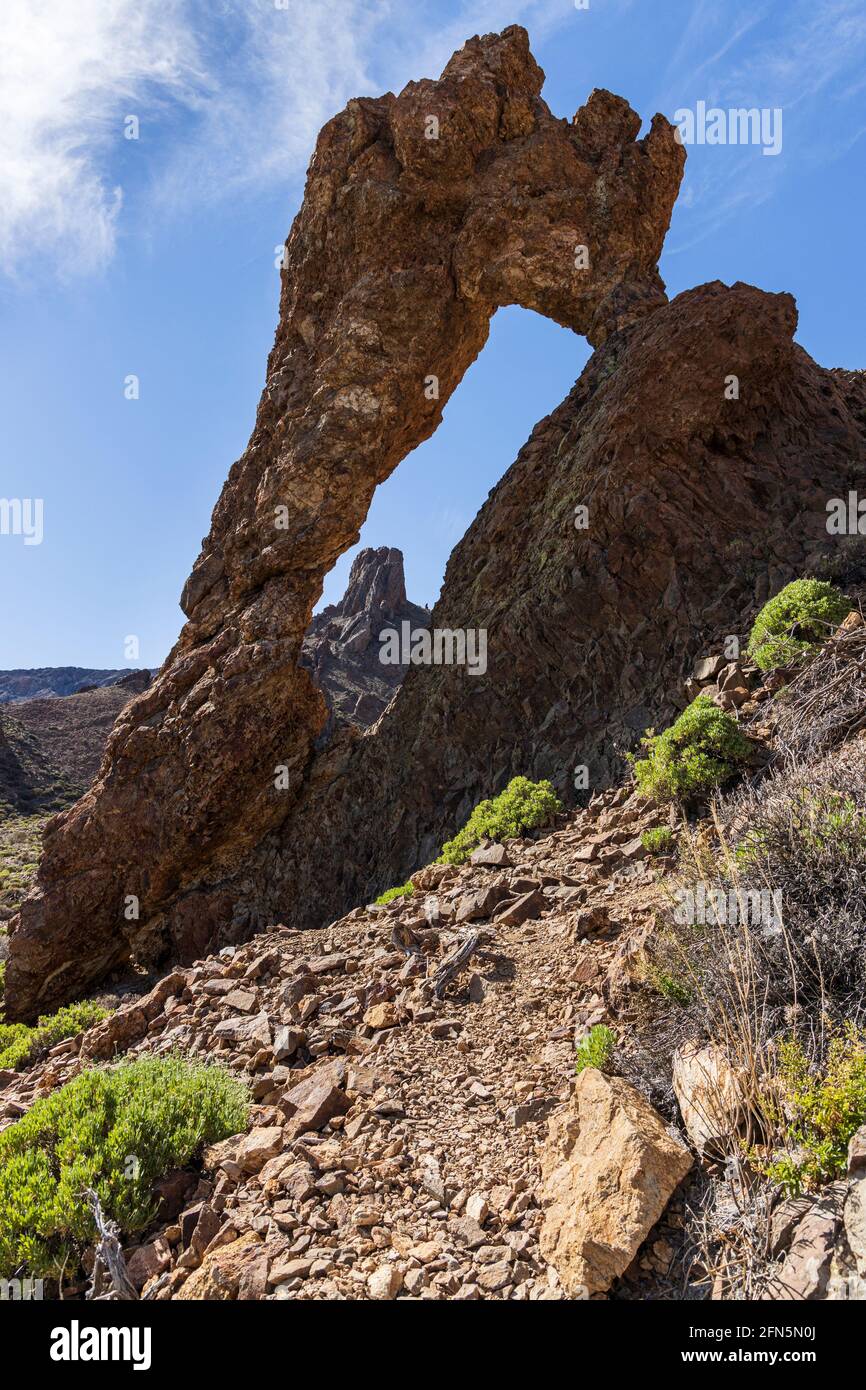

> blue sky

[{"left": 1, "top": 0, "right": 864, "bottom": 669}]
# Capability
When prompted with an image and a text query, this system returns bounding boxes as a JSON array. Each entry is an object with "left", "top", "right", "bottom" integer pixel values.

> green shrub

[
  {"left": 755, "top": 1024, "right": 866, "bottom": 1195},
  {"left": 641, "top": 826, "right": 675, "bottom": 855},
  {"left": 0, "top": 1000, "right": 109, "bottom": 1071},
  {"left": 737, "top": 790, "right": 866, "bottom": 871},
  {"left": 438, "top": 776, "right": 562, "bottom": 865},
  {"left": 375, "top": 882, "right": 414, "bottom": 906},
  {"left": 0, "top": 1055, "right": 249, "bottom": 1280},
  {"left": 747, "top": 579, "right": 850, "bottom": 672},
  {"left": 644, "top": 962, "right": 691, "bottom": 1006},
  {"left": 575, "top": 1024, "right": 617, "bottom": 1075},
  {"left": 630, "top": 696, "right": 751, "bottom": 803}
]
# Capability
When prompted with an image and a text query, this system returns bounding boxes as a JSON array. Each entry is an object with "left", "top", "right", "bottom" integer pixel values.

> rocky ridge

[{"left": 0, "top": 668, "right": 146, "bottom": 704}]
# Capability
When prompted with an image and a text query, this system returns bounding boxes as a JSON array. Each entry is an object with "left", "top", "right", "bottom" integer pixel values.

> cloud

[
  {"left": 0, "top": 0, "right": 207, "bottom": 277},
  {"left": 156, "top": 0, "right": 576, "bottom": 208},
  {"left": 660, "top": 0, "right": 866, "bottom": 252},
  {"left": 0, "top": 0, "right": 578, "bottom": 278}
]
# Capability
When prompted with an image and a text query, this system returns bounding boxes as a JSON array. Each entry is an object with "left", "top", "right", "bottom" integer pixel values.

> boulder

[
  {"left": 672, "top": 1041, "right": 747, "bottom": 1155},
  {"left": 540, "top": 1069, "right": 692, "bottom": 1296}
]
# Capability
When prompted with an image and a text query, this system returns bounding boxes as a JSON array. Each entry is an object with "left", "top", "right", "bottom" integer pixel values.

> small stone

[
  {"left": 222, "top": 989, "right": 257, "bottom": 1013},
  {"left": 236, "top": 1126, "right": 284, "bottom": 1173},
  {"left": 469, "top": 842, "right": 512, "bottom": 867},
  {"left": 273, "top": 1026, "right": 305, "bottom": 1060},
  {"left": 465, "top": 1193, "right": 489, "bottom": 1225},
  {"left": 364, "top": 1002, "right": 400, "bottom": 1030},
  {"left": 495, "top": 889, "right": 545, "bottom": 928},
  {"left": 368, "top": 1265, "right": 403, "bottom": 1300}
]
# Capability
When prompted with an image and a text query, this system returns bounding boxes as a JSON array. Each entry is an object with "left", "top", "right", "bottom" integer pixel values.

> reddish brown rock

[
  {"left": 9, "top": 31, "right": 866, "bottom": 1032},
  {"left": 4, "top": 25, "right": 684, "bottom": 1019}
]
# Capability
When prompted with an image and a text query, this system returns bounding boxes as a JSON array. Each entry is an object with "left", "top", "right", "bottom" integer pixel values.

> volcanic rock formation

[
  {"left": 300, "top": 547, "right": 430, "bottom": 737},
  {"left": 12, "top": 28, "right": 866, "bottom": 1024},
  {"left": 6, "top": 24, "right": 688, "bottom": 1018}
]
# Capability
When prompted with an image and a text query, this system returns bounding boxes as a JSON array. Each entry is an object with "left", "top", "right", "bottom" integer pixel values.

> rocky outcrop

[
  {"left": 8, "top": 26, "right": 866, "bottom": 1025},
  {"left": 300, "top": 547, "right": 430, "bottom": 736},
  {"left": 246, "top": 282, "right": 866, "bottom": 941},
  {"left": 5, "top": 25, "right": 686, "bottom": 1019},
  {"left": 539, "top": 1069, "right": 692, "bottom": 1296}
]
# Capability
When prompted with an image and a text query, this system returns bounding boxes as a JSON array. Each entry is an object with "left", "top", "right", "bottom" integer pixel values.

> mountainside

[
  {"left": 3, "top": 27, "right": 865, "bottom": 1038},
  {"left": 0, "top": 673, "right": 152, "bottom": 817},
  {"left": 5, "top": 25, "right": 689, "bottom": 1018},
  {"left": 2, "top": 21, "right": 866, "bottom": 1313},
  {"left": 0, "top": 668, "right": 143, "bottom": 703},
  {"left": 4, "top": 622, "right": 866, "bottom": 1302}
]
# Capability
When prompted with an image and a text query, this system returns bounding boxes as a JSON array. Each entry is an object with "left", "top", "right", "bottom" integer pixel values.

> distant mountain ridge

[{"left": 0, "top": 668, "right": 153, "bottom": 703}]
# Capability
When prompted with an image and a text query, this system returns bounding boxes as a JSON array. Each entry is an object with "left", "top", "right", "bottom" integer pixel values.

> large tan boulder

[
  {"left": 540, "top": 1069, "right": 692, "bottom": 1296},
  {"left": 672, "top": 1040, "right": 747, "bottom": 1155}
]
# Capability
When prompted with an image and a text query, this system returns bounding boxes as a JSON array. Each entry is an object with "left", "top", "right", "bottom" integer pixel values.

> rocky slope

[
  {"left": 0, "top": 781, "right": 686, "bottom": 1301},
  {"left": 4, "top": 24, "right": 686, "bottom": 1019},
  {"left": 300, "top": 547, "right": 430, "bottom": 737},
  {"left": 4, "top": 623, "right": 866, "bottom": 1301},
  {"left": 0, "top": 672, "right": 151, "bottom": 816}
]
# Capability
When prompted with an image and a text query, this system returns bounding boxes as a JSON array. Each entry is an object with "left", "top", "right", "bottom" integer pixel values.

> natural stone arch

[{"left": 6, "top": 25, "right": 684, "bottom": 1018}]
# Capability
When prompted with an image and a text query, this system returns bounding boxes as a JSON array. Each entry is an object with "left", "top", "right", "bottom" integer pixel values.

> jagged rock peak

[{"left": 331, "top": 547, "right": 409, "bottom": 619}]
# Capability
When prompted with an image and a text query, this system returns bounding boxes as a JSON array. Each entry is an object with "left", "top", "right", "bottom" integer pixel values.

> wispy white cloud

[
  {"left": 0, "top": 0, "right": 577, "bottom": 280},
  {"left": 0, "top": 0, "right": 207, "bottom": 277},
  {"left": 660, "top": 0, "right": 866, "bottom": 252}
]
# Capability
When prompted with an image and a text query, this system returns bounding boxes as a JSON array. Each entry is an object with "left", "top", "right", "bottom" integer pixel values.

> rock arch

[{"left": 6, "top": 25, "right": 687, "bottom": 1017}]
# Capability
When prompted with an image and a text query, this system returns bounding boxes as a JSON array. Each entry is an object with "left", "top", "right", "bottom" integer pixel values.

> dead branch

[
  {"left": 432, "top": 931, "right": 479, "bottom": 999},
  {"left": 84, "top": 1188, "right": 138, "bottom": 1301}
]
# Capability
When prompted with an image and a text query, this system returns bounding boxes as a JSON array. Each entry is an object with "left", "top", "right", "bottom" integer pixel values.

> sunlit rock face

[{"left": 6, "top": 23, "right": 696, "bottom": 1017}]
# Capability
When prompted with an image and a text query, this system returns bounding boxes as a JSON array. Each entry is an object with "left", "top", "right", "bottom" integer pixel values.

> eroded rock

[
  {"left": 539, "top": 1069, "right": 692, "bottom": 1296},
  {"left": 4, "top": 24, "right": 684, "bottom": 1019}
]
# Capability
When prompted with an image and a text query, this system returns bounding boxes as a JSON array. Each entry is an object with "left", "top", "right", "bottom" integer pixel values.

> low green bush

[
  {"left": 747, "top": 578, "right": 850, "bottom": 672},
  {"left": 0, "top": 1055, "right": 249, "bottom": 1279},
  {"left": 755, "top": 1025, "right": 866, "bottom": 1195},
  {"left": 644, "top": 961, "right": 691, "bottom": 1006},
  {"left": 375, "top": 882, "right": 414, "bottom": 906},
  {"left": 0, "top": 1000, "right": 109, "bottom": 1071},
  {"left": 630, "top": 696, "right": 751, "bottom": 803},
  {"left": 438, "top": 776, "right": 562, "bottom": 865},
  {"left": 641, "top": 826, "right": 675, "bottom": 855},
  {"left": 575, "top": 1024, "right": 617, "bottom": 1075}
]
